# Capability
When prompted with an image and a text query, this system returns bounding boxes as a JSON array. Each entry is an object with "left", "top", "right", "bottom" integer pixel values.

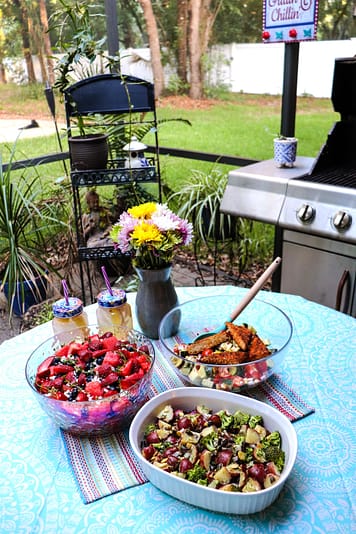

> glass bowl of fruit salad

[
  {"left": 158, "top": 294, "right": 292, "bottom": 392},
  {"left": 25, "top": 326, "right": 155, "bottom": 436}
]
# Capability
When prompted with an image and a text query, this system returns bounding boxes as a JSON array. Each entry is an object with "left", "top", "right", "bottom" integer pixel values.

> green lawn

[
  {"left": 1, "top": 89, "right": 337, "bottom": 192},
  {"left": 0, "top": 89, "right": 338, "bottom": 267}
]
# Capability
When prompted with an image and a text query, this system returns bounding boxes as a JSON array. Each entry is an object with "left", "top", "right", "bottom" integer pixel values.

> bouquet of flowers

[{"left": 110, "top": 202, "right": 193, "bottom": 270}]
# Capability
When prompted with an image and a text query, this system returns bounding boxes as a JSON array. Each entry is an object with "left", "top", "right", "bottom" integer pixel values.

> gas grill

[{"left": 221, "top": 57, "right": 356, "bottom": 317}]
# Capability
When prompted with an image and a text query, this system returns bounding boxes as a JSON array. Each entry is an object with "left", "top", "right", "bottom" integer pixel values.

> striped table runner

[{"left": 61, "top": 346, "right": 314, "bottom": 504}]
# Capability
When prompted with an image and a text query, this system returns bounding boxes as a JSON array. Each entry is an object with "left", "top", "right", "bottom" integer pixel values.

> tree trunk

[
  {"left": 188, "top": 0, "right": 221, "bottom": 99},
  {"left": 14, "top": 0, "right": 36, "bottom": 83},
  {"left": 39, "top": 0, "right": 55, "bottom": 84},
  {"left": 177, "top": 0, "right": 189, "bottom": 84},
  {"left": 0, "top": 62, "right": 7, "bottom": 84},
  {"left": 137, "top": 0, "right": 165, "bottom": 98},
  {"left": 37, "top": 47, "right": 47, "bottom": 83},
  {"left": 188, "top": 0, "right": 202, "bottom": 99},
  {"left": 0, "top": 10, "right": 6, "bottom": 83}
]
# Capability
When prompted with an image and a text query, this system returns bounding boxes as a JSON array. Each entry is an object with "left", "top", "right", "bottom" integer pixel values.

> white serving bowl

[{"left": 129, "top": 387, "right": 297, "bottom": 515}]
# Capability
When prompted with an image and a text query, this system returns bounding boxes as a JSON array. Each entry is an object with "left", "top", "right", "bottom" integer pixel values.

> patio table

[{"left": 1, "top": 285, "right": 355, "bottom": 533}]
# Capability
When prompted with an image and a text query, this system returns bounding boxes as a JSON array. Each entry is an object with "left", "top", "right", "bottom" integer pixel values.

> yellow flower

[
  {"left": 131, "top": 221, "right": 162, "bottom": 245},
  {"left": 128, "top": 202, "right": 157, "bottom": 220}
]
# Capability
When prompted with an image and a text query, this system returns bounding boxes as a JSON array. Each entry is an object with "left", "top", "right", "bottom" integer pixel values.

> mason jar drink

[
  {"left": 96, "top": 288, "right": 133, "bottom": 335},
  {"left": 52, "top": 296, "right": 89, "bottom": 343}
]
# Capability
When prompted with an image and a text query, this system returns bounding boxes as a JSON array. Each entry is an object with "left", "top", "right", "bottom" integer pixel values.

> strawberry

[
  {"left": 88, "top": 339, "right": 103, "bottom": 351},
  {"left": 64, "top": 370, "right": 76, "bottom": 383},
  {"left": 52, "top": 376, "right": 65, "bottom": 389},
  {"left": 77, "top": 373, "right": 87, "bottom": 386},
  {"left": 77, "top": 349, "right": 91, "bottom": 362},
  {"left": 101, "top": 371, "right": 119, "bottom": 386},
  {"left": 37, "top": 378, "right": 53, "bottom": 393},
  {"left": 118, "top": 359, "right": 134, "bottom": 376},
  {"left": 34, "top": 332, "right": 152, "bottom": 404},
  {"left": 50, "top": 364, "right": 73, "bottom": 376},
  {"left": 36, "top": 356, "right": 55, "bottom": 378},
  {"left": 55, "top": 345, "right": 70, "bottom": 357},
  {"left": 120, "top": 369, "right": 144, "bottom": 389},
  {"left": 96, "top": 363, "right": 112, "bottom": 377},
  {"left": 67, "top": 342, "right": 85, "bottom": 355},
  {"left": 101, "top": 335, "right": 119, "bottom": 351},
  {"left": 103, "top": 351, "right": 123, "bottom": 367},
  {"left": 52, "top": 390, "right": 67, "bottom": 401},
  {"left": 85, "top": 381, "right": 104, "bottom": 399},
  {"left": 88, "top": 334, "right": 100, "bottom": 343},
  {"left": 91, "top": 349, "right": 107, "bottom": 359},
  {"left": 76, "top": 391, "right": 88, "bottom": 402}
]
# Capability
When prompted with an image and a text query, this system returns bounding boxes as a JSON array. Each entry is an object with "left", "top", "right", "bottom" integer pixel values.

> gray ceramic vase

[{"left": 134, "top": 265, "right": 179, "bottom": 339}]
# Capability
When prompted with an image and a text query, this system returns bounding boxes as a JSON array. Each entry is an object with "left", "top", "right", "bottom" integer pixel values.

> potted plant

[
  {"left": 168, "top": 167, "right": 238, "bottom": 243},
  {"left": 50, "top": 0, "right": 115, "bottom": 170},
  {"left": 167, "top": 166, "right": 244, "bottom": 285},
  {"left": 50, "top": 0, "right": 193, "bottom": 173},
  {"left": 51, "top": 0, "right": 116, "bottom": 95},
  {"left": 0, "top": 149, "right": 67, "bottom": 319},
  {"left": 273, "top": 134, "right": 298, "bottom": 168},
  {"left": 66, "top": 115, "right": 109, "bottom": 171}
]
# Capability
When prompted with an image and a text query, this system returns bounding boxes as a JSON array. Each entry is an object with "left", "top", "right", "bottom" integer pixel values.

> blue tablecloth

[{"left": 1, "top": 286, "right": 355, "bottom": 533}]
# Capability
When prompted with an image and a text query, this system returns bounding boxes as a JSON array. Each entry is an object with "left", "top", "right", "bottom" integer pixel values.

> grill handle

[{"left": 335, "top": 269, "right": 350, "bottom": 313}]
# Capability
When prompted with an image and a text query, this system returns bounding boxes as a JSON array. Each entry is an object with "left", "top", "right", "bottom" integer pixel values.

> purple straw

[
  {"left": 101, "top": 266, "right": 113, "bottom": 296},
  {"left": 62, "top": 279, "right": 69, "bottom": 305}
]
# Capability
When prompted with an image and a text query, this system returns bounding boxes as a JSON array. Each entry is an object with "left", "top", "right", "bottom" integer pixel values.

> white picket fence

[
  {"left": 5, "top": 39, "right": 356, "bottom": 99},
  {"left": 112, "top": 40, "right": 356, "bottom": 99},
  {"left": 208, "top": 39, "right": 356, "bottom": 98}
]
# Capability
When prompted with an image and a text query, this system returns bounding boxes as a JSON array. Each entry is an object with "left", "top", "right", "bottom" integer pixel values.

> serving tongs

[{"left": 193, "top": 257, "right": 282, "bottom": 341}]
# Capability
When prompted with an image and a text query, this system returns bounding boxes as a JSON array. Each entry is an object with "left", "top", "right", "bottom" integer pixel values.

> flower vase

[{"left": 134, "top": 265, "right": 179, "bottom": 339}]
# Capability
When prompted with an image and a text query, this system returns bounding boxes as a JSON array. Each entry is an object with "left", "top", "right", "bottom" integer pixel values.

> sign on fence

[{"left": 262, "top": 0, "right": 319, "bottom": 44}]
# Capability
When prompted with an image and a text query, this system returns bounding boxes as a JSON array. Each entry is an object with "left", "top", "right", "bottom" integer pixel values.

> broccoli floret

[
  {"left": 262, "top": 431, "right": 282, "bottom": 449},
  {"left": 186, "top": 464, "right": 208, "bottom": 483},
  {"left": 201, "top": 431, "right": 219, "bottom": 451},
  {"left": 249, "top": 415, "right": 263, "bottom": 429},
  {"left": 218, "top": 410, "right": 234, "bottom": 429},
  {"left": 253, "top": 446, "right": 266, "bottom": 463},
  {"left": 234, "top": 434, "right": 245, "bottom": 447},
  {"left": 265, "top": 446, "right": 285, "bottom": 472},
  {"left": 245, "top": 446, "right": 253, "bottom": 463},
  {"left": 233, "top": 411, "right": 250, "bottom": 427}
]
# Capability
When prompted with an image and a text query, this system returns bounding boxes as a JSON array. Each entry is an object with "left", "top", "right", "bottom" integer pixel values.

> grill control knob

[
  {"left": 296, "top": 204, "right": 315, "bottom": 224},
  {"left": 332, "top": 211, "right": 352, "bottom": 231}
]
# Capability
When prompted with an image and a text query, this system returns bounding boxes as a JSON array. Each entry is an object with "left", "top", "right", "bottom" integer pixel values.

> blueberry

[{"left": 68, "top": 387, "right": 78, "bottom": 401}]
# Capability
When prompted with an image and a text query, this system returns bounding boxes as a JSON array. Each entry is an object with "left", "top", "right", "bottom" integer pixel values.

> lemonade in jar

[
  {"left": 96, "top": 288, "right": 133, "bottom": 335},
  {"left": 52, "top": 297, "right": 89, "bottom": 343}
]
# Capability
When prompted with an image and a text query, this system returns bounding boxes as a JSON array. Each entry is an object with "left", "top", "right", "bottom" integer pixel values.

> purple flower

[
  {"left": 109, "top": 202, "right": 194, "bottom": 269},
  {"left": 178, "top": 219, "right": 194, "bottom": 245}
]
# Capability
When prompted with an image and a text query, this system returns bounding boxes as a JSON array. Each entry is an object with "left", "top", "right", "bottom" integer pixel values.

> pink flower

[{"left": 110, "top": 202, "right": 194, "bottom": 269}]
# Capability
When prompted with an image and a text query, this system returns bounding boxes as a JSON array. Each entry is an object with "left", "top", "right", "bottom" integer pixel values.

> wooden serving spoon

[{"left": 193, "top": 257, "right": 282, "bottom": 342}]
